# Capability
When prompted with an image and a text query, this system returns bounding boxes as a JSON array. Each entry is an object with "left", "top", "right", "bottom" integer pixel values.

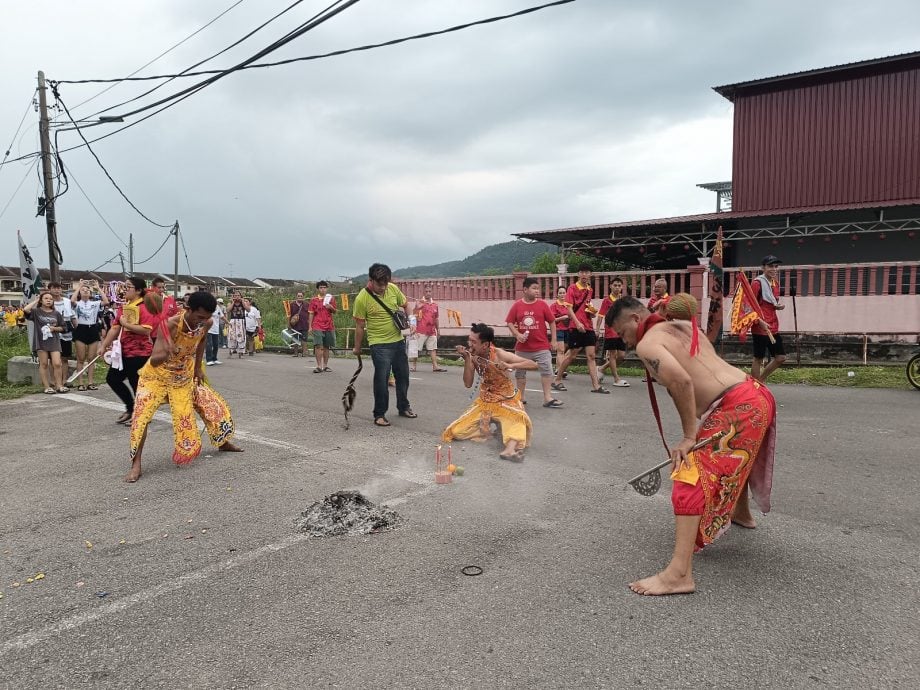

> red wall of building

[{"left": 732, "top": 66, "right": 920, "bottom": 212}]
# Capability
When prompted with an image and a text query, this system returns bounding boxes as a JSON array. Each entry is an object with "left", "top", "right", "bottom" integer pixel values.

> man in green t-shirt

[{"left": 352, "top": 263, "right": 416, "bottom": 427}]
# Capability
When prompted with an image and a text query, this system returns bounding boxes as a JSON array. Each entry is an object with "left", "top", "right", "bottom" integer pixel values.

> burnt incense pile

[{"left": 294, "top": 491, "right": 402, "bottom": 537}]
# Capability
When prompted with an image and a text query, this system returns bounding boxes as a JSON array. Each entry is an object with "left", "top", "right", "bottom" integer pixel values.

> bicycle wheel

[{"left": 908, "top": 353, "right": 920, "bottom": 391}]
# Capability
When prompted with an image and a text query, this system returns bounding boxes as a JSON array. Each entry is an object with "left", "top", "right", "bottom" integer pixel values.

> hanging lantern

[
  {"left": 746, "top": 240, "right": 753, "bottom": 247},
  {"left": 908, "top": 231, "right": 916, "bottom": 239},
  {"left": 879, "top": 233, "right": 886, "bottom": 240},
  {"left": 683, "top": 244, "right": 690, "bottom": 251},
  {"left": 594, "top": 248, "right": 602, "bottom": 255},
  {"left": 797, "top": 238, "right": 805, "bottom": 244},
  {"left": 660, "top": 245, "right": 667, "bottom": 252},
  {"left": 616, "top": 247, "right": 622, "bottom": 254},
  {"left": 638, "top": 246, "right": 646, "bottom": 254},
  {"left": 771, "top": 239, "right": 779, "bottom": 245},
  {"left": 851, "top": 234, "right": 859, "bottom": 241},
  {"left": 824, "top": 236, "right": 831, "bottom": 243}
]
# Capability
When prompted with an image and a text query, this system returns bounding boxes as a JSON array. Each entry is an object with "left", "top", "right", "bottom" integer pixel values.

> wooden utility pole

[
  {"left": 37, "top": 71, "right": 59, "bottom": 283},
  {"left": 128, "top": 233, "right": 134, "bottom": 274}
]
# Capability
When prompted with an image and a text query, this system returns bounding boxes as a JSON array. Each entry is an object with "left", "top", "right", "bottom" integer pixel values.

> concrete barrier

[{"left": 6, "top": 356, "right": 76, "bottom": 386}]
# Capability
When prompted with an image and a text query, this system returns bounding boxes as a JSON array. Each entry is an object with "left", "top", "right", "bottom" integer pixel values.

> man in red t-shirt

[
  {"left": 751, "top": 255, "right": 787, "bottom": 382},
  {"left": 413, "top": 285, "right": 447, "bottom": 372},
  {"left": 505, "top": 277, "right": 561, "bottom": 407},
  {"left": 551, "top": 264, "right": 608, "bottom": 394},
  {"left": 596, "top": 276, "right": 629, "bottom": 387},
  {"left": 307, "top": 281, "right": 337, "bottom": 373}
]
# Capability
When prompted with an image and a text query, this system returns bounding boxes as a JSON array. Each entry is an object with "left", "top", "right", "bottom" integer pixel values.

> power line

[
  {"left": 134, "top": 225, "right": 177, "bottom": 265},
  {"left": 178, "top": 225, "right": 192, "bottom": 275},
  {"left": 0, "top": 158, "right": 39, "bottom": 221},
  {"left": 11, "top": 0, "right": 575, "bottom": 165},
  {"left": 70, "top": 0, "right": 247, "bottom": 112},
  {"left": 65, "top": 165, "right": 130, "bottom": 248},
  {"left": 0, "top": 90, "right": 37, "bottom": 171},
  {"left": 93, "top": 0, "right": 361, "bottom": 123},
  {"left": 57, "top": 1, "right": 578, "bottom": 87},
  {"left": 89, "top": 251, "right": 124, "bottom": 273},
  {"left": 53, "top": 86, "right": 174, "bottom": 228},
  {"left": 81, "top": 0, "right": 312, "bottom": 122}
]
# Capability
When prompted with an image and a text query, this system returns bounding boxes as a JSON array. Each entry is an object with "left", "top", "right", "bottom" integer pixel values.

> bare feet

[
  {"left": 124, "top": 461, "right": 142, "bottom": 483},
  {"left": 731, "top": 512, "right": 757, "bottom": 529},
  {"left": 628, "top": 570, "right": 696, "bottom": 596},
  {"left": 218, "top": 442, "right": 243, "bottom": 452}
]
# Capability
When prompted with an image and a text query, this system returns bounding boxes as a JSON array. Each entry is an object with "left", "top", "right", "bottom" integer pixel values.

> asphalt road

[{"left": 1, "top": 350, "right": 918, "bottom": 688}]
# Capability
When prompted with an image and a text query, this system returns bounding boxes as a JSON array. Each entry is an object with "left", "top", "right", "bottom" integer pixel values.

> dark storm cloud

[{"left": 2, "top": 0, "right": 919, "bottom": 278}]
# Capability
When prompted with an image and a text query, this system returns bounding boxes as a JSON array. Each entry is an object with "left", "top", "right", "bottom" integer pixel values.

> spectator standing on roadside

[
  {"left": 226, "top": 291, "right": 247, "bottom": 358},
  {"left": 596, "top": 276, "right": 630, "bottom": 388},
  {"left": 550, "top": 285, "right": 570, "bottom": 373},
  {"left": 70, "top": 279, "right": 110, "bottom": 391},
  {"left": 505, "top": 277, "right": 561, "bottom": 408},
  {"left": 288, "top": 291, "right": 310, "bottom": 357},
  {"left": 352, "top": 263, "right": 416, "bottom": 427},
  {"left": 22, "top": 291, "right": 67, "bottom": 394},
  {"left": 243, "top": 298, "right": 262, "bottom": 356},
  {"left": 308, "top": 281, "right": 337, "bottom": 372},
  {"left": 751, "top": 255, "right": 787, "bottom": 382},
  {"left": 206, "top": 298, "right": 225, "bottom": 366},
  {"left": 551, "top": 264, "right": 608, "bottom": 394},
  {"left": 49, "top": 281, "right": 76, "bottom": 375},
  {"left": 413, "top": 284, "right": 447, "bottom": 373}
]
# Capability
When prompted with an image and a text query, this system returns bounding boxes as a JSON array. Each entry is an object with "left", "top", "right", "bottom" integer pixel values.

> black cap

[{"left": 761, "top": 254, "right": 782, "bottom": 266}]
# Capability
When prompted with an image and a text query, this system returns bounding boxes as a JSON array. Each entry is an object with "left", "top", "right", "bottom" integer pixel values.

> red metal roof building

[{"left": 515, "top": 52, "right": 920, "bottom": 270}]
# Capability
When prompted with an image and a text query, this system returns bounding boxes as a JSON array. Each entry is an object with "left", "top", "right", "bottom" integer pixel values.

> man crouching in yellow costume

[
  {"left": 127, "top": 291, "right": 241, "bottom": 483},
  {"left": 442, "top": 323, "right": 538, "bottom": 461}
]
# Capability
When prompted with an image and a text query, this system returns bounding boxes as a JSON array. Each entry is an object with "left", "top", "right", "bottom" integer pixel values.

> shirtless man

[{"left": 608, "top": 295, "right": 776, "bottom": 596}]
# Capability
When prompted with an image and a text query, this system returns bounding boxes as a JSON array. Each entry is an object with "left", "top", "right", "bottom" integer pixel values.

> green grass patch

[
  {"left": 562, "top": 362, "right": 912, "bottom": 390},
  {"left": 0, "top": 328, "right": 41, "bottom": 400}
]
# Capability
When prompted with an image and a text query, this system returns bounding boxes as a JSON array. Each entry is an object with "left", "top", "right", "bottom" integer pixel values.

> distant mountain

[{"left": 391, "top": 240, "right": 557, "bottom": 279}]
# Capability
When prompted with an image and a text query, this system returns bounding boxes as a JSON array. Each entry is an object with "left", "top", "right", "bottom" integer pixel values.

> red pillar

[
  {"left": 512, "top": 271, "right": 528, "bottom": 298},
  {"left": 687, "top": 263, "right": 706, "bottom": 321}
]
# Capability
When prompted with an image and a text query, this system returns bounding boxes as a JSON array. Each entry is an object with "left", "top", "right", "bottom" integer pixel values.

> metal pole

[
  {"left": 173, "top": 222, "right": 180, "bottom": 298},
  {"left": 37, "top": 71, "right": 59, "bottom": 283},
  {"left": 129, "top": 233, "right": 134, "bottom": 274}
]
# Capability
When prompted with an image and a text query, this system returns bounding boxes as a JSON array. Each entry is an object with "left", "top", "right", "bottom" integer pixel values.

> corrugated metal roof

[
  {"left": 514, "top": 198, "right": 920, "bottom": 241},
  {"left": 714, "top": 50, "right": 920, "bottom": 101}
]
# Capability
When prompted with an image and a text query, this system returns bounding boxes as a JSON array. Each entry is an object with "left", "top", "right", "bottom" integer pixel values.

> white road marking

[{"left": 0, "top": 393, "right": 434, "bottom": 656}]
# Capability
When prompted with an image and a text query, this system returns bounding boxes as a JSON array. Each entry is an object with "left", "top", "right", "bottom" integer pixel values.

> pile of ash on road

[{"left": 294, "top": 491, "right": 403, "bottom": 537}]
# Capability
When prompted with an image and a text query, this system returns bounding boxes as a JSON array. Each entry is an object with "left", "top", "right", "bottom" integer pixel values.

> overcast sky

[{"left": 1, "top": 0, "right": 918, "bottom": 280}]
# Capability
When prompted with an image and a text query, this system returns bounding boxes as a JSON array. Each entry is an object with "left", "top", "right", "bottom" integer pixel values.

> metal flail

[
  {"left": 341, "top": 354, "right": 363, "bottom": 430},
  {"left": 627, "top": 431, "right": 728, "bottom": 496}
]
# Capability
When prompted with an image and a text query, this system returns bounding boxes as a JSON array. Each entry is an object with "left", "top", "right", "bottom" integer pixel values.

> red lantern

[
  {"left": 771, "top": 239, "right": 779, "bottom": 245},
  {"left": 638, "top": 246, "right": 646, "bottom": 254},
  {"left": 851, "top": 234, "right": 858, "bottom": 241},
  {"left": 909, "top": 231, "right": 916, "bottom": 239},
  {"left": 824, "top": 236, "right": 831, "bottom": 243},
  {"left": 797, "top": 238, "right": 805, "bottom": 244},
  {"left": 683, "top": 244, "right": 690, "bottom": 251},
  {"left": 594, "top": 248, "right": 602, "bottom": 255},
  {"left": 879, "top": 233, "right": 886, "bottom": 240},
  {"left": 616, "top": 247, "right": 622, "bottom": 254},
  {"left": 747, "top": 240, "right": 753, "bottom": 247},
  {"left": 660, "top": 245, "right": 667, "bottom": 252}
]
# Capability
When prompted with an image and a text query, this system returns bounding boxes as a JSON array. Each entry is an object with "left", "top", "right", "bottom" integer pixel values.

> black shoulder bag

[{"left": 365, "top": 289, "right": 410, "bottom": 332}]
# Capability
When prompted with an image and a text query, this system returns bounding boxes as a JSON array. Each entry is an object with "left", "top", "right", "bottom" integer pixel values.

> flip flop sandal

[
  {"left": 87, "top": 384, "right": 98, "bottom": 390},
  {"left": 116, "top": 412, "right": 131, "bottom": 424},
  {"left": 542, "top": 399, "right": 564, "bottom": 408},
  {"left": 374, "top": 417, "right": 391, "bottom": 427},
  {"left": 398, "top": 409, "right": 418, "bottom": 418},
  {"left": 323, "top": 367, "right": 332, "bottom": 372},
  {"left": 433, "top": 368, "right": 448, "bottom": 372},
  {"left": 612, "top": 380, "right": 630, "bottom": 387},
  {"left": 44, "top": 388, "right": 56, "bottom": 394},
  {"left": 591, "top": 386, "right": 610, "bottom": 394},
  {"left": 551, "top": 382, "right": 567, "bottom": 391},
  {"left": 313, "top": 367, "right": 323, "bottom": 373},
  {"left": 57, "top": 387, "right": 70, "bottom": 394},
  {"left": 77, "top": 385, "right": 87, "bottom": 392}
]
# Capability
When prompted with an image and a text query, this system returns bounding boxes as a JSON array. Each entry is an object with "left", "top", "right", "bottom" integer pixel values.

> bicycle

[{"left": 908, "top": 351, "right": 920, "bottom": 390}]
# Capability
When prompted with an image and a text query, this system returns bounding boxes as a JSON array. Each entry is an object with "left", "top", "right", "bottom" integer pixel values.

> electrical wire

[
  {"left": 57, "top": 1, "right": 577, "bottom": 87},
  {"left": 134, "top": 224, "right": 177, "bottom": 265},
  {"left": 0, "top": 158, "right": 39, "bottom": 221},
  {"left": 91, "top": 0, "right": 360, "bottom": 123},
  {"left": 70, "top": 0, "right": 247, "bottom": 113},
  {"left": 89, "top": 252, "right": 124, "bottom": 273},
  {"left": 38, "top": 0, "right": 359, "bottom": 157},
  {"left": 53, "top": 86, "right": 174, "bottom": 228},
  {"left": 81, "top": 0, "right": 312, "bottom": 122},
  {"left": 65, "top": 166, "right": 130, "bottom": 248},
  {"left": 10, "top": 0, "right": 574, "bottom": 164},
  {"left": 0, "top": 90, "right": 37, "bottom": 171},
  {"left": 178, "top": 225, "right": 193, "bottom": 275}
]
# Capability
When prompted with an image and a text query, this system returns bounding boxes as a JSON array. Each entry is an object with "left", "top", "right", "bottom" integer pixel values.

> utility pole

[
  {"left": 37, "top": 71, "right": 59, "bottom": 283},
  {"left": 129, "top": 233, "right": 134, "bottom": 274},
  {"left": 173, "top": 222, "right": 180, "bottom": 298},
  {"left": 118, "top": 251, "right": 126, "bottom": 275}
]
